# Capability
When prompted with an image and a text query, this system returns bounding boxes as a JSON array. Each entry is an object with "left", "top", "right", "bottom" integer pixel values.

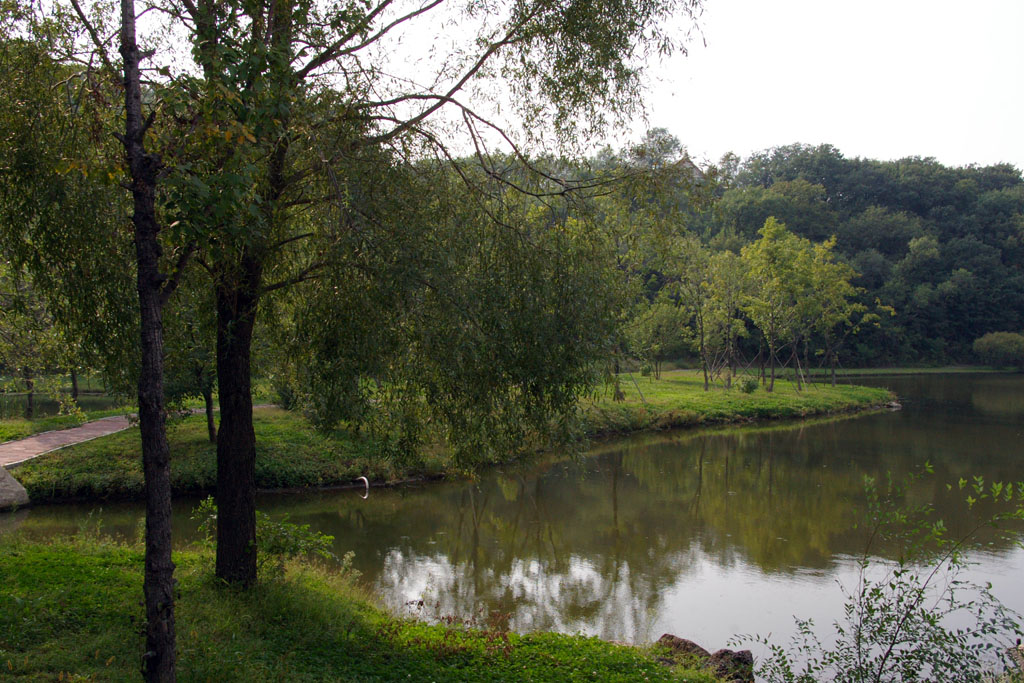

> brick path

[{"left": 0, "top": 415, "right": 133, "bottom": 468}]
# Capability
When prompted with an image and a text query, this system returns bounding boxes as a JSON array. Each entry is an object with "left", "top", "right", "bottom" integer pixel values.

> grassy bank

[
  {"left": 0, "top": 534, "right": 718, "bottom": 682},
  {"left": 13, "top": 407, "right": 448, "bottom": 503},
  {"left": 11, "top": 372, "right": 892, "bottom": 503},
  {"left": 581, "top": 370, "right": 892, "bottom": 435}
]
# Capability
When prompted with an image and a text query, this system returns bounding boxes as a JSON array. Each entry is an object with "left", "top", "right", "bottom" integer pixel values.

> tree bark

[
  {"left": 23, "top": 370, "right": 34, "bottom": 419},
  {"left": 203, "top": 383, "right": 217, "bottom": 443},
  {"left": 70, "top": 368, "right": 79, "bottom": 400},
  {"left": 214, "top": 252, "right": 262, "bottom": 586},
  {"left": 120, "top": 1, "right": 176, "bottom": 678}
]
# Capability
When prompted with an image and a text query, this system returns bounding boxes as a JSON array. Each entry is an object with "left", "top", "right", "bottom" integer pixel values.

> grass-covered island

[
  {"left": 10, "top": 370, "right": 893, "bottom": 503},
  {"left": 0, "top": 533, "right": 724, "bottom": 682}
]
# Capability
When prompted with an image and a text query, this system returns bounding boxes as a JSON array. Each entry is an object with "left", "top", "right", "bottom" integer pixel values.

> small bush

[
  {"left": 973, "top": 331, "right": 1024, "bottom": 369},
  {"left": 740, "top": 377, "right": 759, "bottom": 394}
]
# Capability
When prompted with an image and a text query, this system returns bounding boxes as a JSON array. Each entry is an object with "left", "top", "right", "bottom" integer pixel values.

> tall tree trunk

[
  {"left": 767, "top": 337, "right": 776, "bottom": 393},
  {"left": 70, "top": 367, "right": 79, "bottom": 400},
  {"left": 120, "top": 0, "right": 177, "bottom": 678},
  {"left": 203, "top": 383, "right": 217, "bottom": 444},
  {"left": 830, "top": 350, "right": 837, "bottom": 387},
  {"left": 23, "top": 370, "right": 34, "bottom": 419},
  {"left": 790, "top": 346, "right": 803, "bottom": 391},
  {"left": 214, "top": 253, "right": 262, "bottom": 586},
  {"left": 699, "top": 320, "right": 709, "bottom": 392}
]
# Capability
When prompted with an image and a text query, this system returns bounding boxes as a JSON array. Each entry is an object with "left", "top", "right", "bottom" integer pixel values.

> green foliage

[
  {"left": 743, "top": 469, "right": 1024, "bottom": 682},
  {"left": 191, "top": 496, "right": 339, "bottom": 580},
  {"left": 739, "top": 377, "right": 759, "bottom": 394},
  {"left": 973, "top": 332, "right": 1024, "bottom": 370}
]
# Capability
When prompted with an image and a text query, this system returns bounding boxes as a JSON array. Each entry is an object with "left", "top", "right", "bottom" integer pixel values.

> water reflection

[{"left": 4, "top": 373, "right": 1023, "bottom": 645}]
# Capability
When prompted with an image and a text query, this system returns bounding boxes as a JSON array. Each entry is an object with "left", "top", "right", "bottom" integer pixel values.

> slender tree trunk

[
  {"left": 214, "top": 254, "right": 262, "bottom": 586},
  {"left": 830, "top": 350, "right": 837, "bottom": 387},
  {"left": 767, "top": 337, "right": 776, "bottom": 393},
  {"left": 120, "top": 2, "right": 176, "bottom": 678},
  {"left": 203, "top": 383, "right": 217, "bottom": 443},
  {"left": 70, "top": 368, "right": 79, "bottom": 400},
  {"left": 23, "top": 370, "right": 34, "bottom": 418},
  {"left": 802, "top": 340, "right": 812, "bottom": 386},
  {"left": 699, "top": 322, "right": 709, "bottom": 392}
]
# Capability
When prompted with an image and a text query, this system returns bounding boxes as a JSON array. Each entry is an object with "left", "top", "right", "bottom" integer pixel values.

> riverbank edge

[
  {"left": 0, "top": 535, "right": 723, "bottom": 682},
  {"left": 7, "top": 377, "right": 894, "bottom": 505}
]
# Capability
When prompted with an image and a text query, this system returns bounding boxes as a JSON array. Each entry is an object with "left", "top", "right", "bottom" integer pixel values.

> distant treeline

[{"left": 690, "top": 143, "right": 1023, "bottom": 366}]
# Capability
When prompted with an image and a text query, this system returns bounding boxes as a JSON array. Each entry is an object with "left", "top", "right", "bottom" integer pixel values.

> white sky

[{"left": 636, "top": 0, "right": 1024, "bottom": 170}]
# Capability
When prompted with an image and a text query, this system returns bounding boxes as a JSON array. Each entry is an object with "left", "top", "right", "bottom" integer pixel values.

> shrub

[
  {"left": 973, "top": 331, "right": 1024, "bottom": 370},
  {"left": 740, "top": 377, "right": 759, "bottom": 394}
]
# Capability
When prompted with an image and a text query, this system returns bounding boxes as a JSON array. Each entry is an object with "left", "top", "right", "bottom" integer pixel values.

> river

[{"left": 3, "top": 372, "right": 1023, "bottom": 654}]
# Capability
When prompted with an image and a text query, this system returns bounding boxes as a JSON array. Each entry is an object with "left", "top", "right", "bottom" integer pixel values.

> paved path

[{"left": 0, "top": 415, "right": 133, "bottom": 468}]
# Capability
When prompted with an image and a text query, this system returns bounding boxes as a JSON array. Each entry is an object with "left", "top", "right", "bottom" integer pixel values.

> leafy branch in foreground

[
  {"left": 738, "top": 467, "right": 1024, "bottom": 683},
  {"left": 191, "top": 497, "right": 342, "bottom": 581}
]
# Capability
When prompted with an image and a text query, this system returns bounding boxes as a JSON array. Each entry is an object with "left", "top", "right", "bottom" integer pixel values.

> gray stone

[{"left": 0, "top": 466, "right": 29, "bottom": 511}]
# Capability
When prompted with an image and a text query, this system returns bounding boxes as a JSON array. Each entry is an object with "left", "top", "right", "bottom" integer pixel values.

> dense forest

[
  {"left": 604, "top": 135, "right": 1024, "bottom": 373},
  {"left": 706, "top": 142, "right": 1023, "bottom": 366}
]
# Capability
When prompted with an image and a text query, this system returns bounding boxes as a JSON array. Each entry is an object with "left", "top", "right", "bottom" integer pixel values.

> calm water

[{"left": 3, "top": 373, "right": 1023, "bottom": 652}]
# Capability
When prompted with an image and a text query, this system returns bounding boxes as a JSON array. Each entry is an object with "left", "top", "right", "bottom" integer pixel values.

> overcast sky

[{"left": 635, "top": 0, "right": 1024, "bottom": 169}]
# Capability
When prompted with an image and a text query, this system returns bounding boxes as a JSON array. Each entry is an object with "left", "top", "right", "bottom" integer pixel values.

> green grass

[
  {"left": 583, "top": 369, "right": 892, "bottom": 435},
  {"left": 0, "top": 534, "right": 720, "bottom": 682},
  {"left": 793, "top": 365, "right": 1004, "bottom": 378},
  {"left": 13, "top": 407, "right": 447, "bottom": 503}
]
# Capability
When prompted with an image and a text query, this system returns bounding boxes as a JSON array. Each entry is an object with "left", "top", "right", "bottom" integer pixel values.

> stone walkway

[{"left": 0, "top": 415, "right": 133, "bottom": 468}]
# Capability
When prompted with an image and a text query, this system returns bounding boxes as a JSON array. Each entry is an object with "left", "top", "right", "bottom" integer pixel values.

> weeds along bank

[{"left": 8, "top": 372, "right": 892, "bottom": 503}]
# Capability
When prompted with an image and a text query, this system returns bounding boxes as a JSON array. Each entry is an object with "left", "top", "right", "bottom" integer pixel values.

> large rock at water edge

[
  {"left": 0, "top": 467, "right": 29, "bottom": 511},
  {"left": 656, "top": 633, "right": 753, "bottom": 682},
  {"left": 657, "top": 634, "right": 710, "bottom": 660}
]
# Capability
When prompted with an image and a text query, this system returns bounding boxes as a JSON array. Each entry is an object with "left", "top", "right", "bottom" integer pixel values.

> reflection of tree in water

[
  {"left": 353, "top": 411, "right": 1023, "bottom": 642},
  {"left": 372, "top": 465, "right": 704, "bottom": 642}
]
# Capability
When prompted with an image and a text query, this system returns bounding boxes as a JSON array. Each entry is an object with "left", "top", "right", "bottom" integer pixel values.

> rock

[
  {"left": 707, "top": 648, "right": 754, "bottom": 683},
  {"left": 887, "top": 400, "right": 902, "bottom": 410},
  {"left": 655, "top": 635, "right": 753, "bottom": 683},
  {"left": 657, "top": 633, "right": 710, "bottom": 660},
  {"left": 0, "top": 466, "right": 29, "bottom": 512}
]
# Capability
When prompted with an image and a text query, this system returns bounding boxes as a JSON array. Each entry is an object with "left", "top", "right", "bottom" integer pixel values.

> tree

[
  {"left": 741, "top": 218, "right": 812, "bottom": 392},
  {"left": 706, "top": 250, "right": 749, "bottom": 388},
  {"left": 806, "top": 238, "right": 881, "bottom": 386},
  {"left": 53, "top": 0, "right": 706, "bottom": 590},
  {"left": 0, "top": 263, "right": 67, "bottom": 416},
  {"left": 626, "top": 300, "right": 689, "bottom": 379}
]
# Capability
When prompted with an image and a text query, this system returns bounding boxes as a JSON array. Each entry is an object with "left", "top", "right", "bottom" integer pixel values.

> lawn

[
  {"left": 0, "top": 534, "right": 721, "bottom": 682},
  {"left": 582, "top": 369, "right": 892, "bottom": 434}
]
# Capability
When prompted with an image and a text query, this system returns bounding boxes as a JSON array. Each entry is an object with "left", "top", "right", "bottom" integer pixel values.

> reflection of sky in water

[
  {"left": 5, "top": 373, "right": 1024, "bottom": 654},
  {"left": 374, "top": 542, "right": 1024, "bottom": 657}
]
